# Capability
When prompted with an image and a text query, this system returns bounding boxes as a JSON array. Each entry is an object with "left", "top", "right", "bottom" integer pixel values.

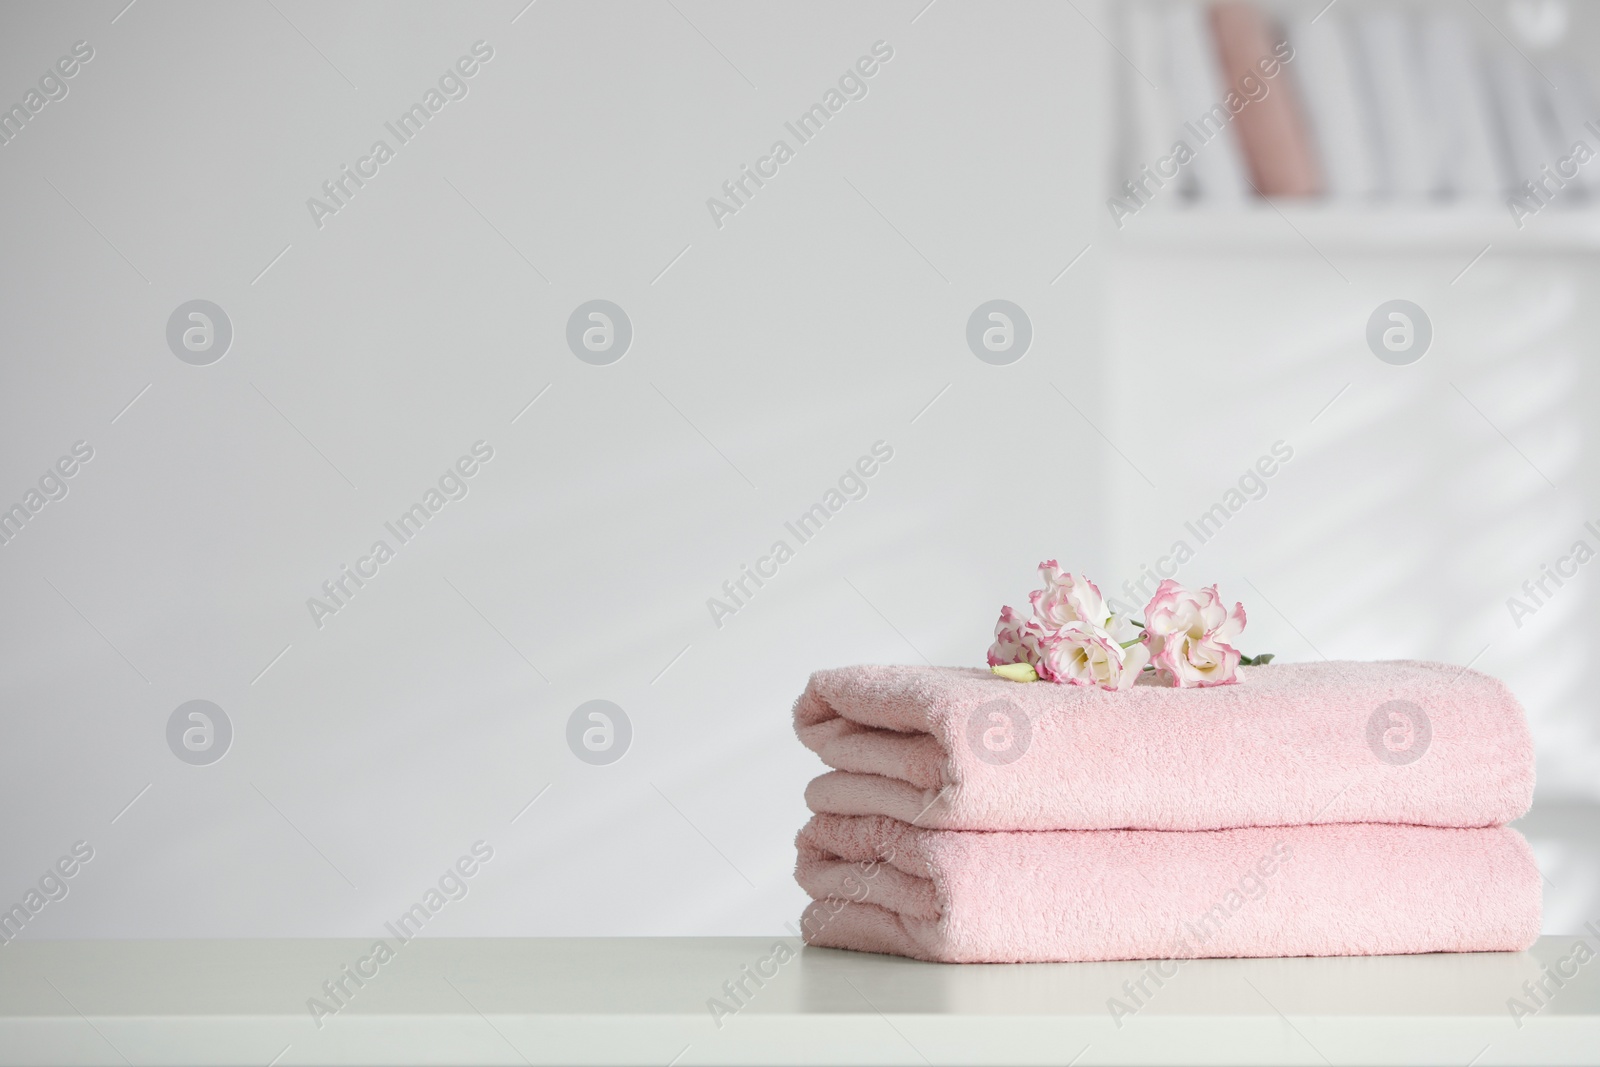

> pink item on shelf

[
  {"left": 794, "top": 814, "right": 1541, "bottom": 963},
  {"left": 793, "top": 661, "right": 1533, "bottom": 831},
  {"left": 1209, "top": 1, "right": 1322, "bottom": 196}
]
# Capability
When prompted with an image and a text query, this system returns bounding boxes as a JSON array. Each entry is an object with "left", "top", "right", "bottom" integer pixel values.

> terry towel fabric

[
  {"left": 795, "top": 814, "right": 1542, "bottom": 964},
  {"left": 795, "top": 661, "right": 1533, "bottom": 831}
]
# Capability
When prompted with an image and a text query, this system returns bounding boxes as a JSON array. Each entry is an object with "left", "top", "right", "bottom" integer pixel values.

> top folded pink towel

[{"left": 794, "top": 661, "right": 1533, "bottom": 831}]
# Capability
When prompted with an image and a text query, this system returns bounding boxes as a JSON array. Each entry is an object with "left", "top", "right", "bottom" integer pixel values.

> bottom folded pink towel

[{"left": 795, "top": 815, "right": 1541, "bottom": 963}]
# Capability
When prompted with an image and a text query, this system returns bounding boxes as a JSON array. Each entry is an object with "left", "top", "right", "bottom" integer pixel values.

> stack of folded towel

[{"left": 792, "top": 660, "right": 1540, "bottom": 963}]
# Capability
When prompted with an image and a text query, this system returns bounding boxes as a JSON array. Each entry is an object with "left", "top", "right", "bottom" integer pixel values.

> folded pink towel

[
  {"left": 795, "top": 661, "right": 1533, "bottom": 831},
  {"left": 795, "top": 814, "right": 1541, "bottom": 963}
]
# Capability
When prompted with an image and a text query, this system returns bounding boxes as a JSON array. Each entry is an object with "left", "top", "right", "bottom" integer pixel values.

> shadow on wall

[
  {"left": 1099, "top": 247, "right": 1599, "bottom": 938},
  {"left": 1516, "top": 802, "right": 1600, "bottom": 934}
]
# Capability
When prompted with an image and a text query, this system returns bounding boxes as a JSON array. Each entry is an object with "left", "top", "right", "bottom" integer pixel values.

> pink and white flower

[
  {"left": 987, "top": 605, "right": 1028, "bottom": 667},
  {"left": 987, "top": 605, "right": 1047, "bottom": 668},
  {"left": 1028, "top": 560, "right": 1108, "bottom": 630},
  {"left": 1035, "top": 621, "right": 1150, "bottom": 690},
  {"left": 1142, "top": 579, "right": 1247, "bottom": 688}
]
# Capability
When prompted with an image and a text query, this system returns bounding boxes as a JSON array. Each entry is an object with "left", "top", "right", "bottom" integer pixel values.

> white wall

[
  {"left": 2, "top": 0, "right": 1595, "bottom": 945},
  {"left": 0, "top": 0, "right": 1108, "bottom": 938}
]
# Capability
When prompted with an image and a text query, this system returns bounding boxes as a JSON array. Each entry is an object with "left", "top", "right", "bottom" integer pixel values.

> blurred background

[{"left": 0, "top": 0, "right": 1595, "bottom": 946}]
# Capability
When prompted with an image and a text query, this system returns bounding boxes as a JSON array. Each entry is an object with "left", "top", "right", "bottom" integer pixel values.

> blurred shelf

[{"left": 1113, "top": 204, "right": 1600, "bottom": 252}]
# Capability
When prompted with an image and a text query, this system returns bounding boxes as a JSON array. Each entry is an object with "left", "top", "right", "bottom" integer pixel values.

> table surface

[{"left": 1, "top": 936, "right": 1596, "bottom": 1065}]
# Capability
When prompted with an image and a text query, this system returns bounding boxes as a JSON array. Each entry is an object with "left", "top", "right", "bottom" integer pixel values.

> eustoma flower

[
  {"left": 988, "top": 562, "right": 1149, "bottom": 690},
  {"left": 1035, "top": 621, "right": 1150, "bottom": 690},
  {"left": 988, "top": 564, "right": 1257, "bottom": 689},
  {"left": 987, "top": 604, "right": 1042, "bottom": 668},
  {"left": 1142, "top": 579, "right": 1247, "bottom": 688},
  {"left": 1029, "top": 561, "right": 1107, "bottom": 629}
]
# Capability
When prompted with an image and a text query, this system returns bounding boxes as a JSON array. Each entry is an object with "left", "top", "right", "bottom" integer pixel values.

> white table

[{"left": 0, "top": 937, "right": 1595, "bottom": 1065}]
